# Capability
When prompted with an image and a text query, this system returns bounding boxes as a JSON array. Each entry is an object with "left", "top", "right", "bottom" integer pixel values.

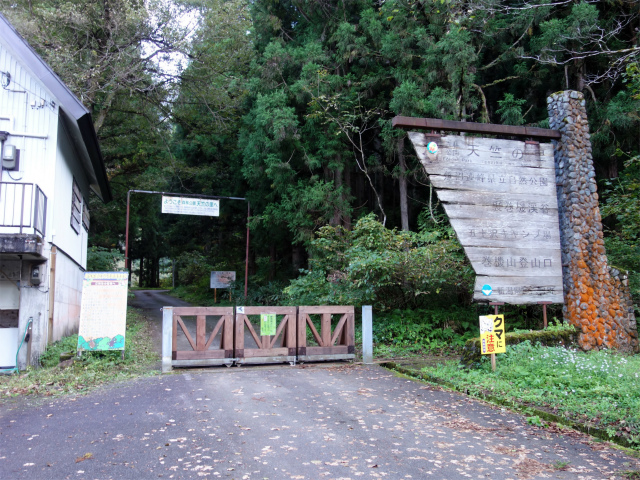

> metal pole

[
  {"left": 362, "top": 305, "right": 373, "bottom": 364},
  {"left": 125, "top": 190, "right": 131, "bottom": 270},
  {"left": 244, "top": 201, "right": 250, "bottom": 298}
]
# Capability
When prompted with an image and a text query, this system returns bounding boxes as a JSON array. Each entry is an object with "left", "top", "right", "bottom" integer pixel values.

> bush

[
  {"left": 373, "top": 307, "right": 478, "bottom": 355},
  {"left": 284, "top": 213, "right": 474, "bottom": 311},
  {"left": 87, "top": 246, "right": 124, "bottom": 271}
]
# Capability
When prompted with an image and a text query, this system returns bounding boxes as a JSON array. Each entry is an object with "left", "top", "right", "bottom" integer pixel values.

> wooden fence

[
  {"left": 235, "top": 306, "right": 297, "bottom": 365},
  {"left": 297, "top": 306, "right": 355, "bottom": 362},
  {"left": 171, "top": 307, "right": 234, "bottom": 367},
  {"left": 162, "top": 305, "right": 355, "bottom": 371}
]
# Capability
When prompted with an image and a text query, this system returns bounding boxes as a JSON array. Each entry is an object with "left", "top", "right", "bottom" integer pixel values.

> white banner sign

[{"left": 162, "top": 196, "right": 219, "bottom": 217}]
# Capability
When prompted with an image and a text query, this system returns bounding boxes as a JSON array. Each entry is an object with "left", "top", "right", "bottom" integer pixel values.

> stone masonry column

[{"left": 547, "top": 90, "right": 638, "bottom": 352}]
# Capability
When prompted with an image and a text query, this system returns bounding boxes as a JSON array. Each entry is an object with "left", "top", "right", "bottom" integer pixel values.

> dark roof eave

[{"left": 77, "top": 114, "right": 112, "bottom": 203}]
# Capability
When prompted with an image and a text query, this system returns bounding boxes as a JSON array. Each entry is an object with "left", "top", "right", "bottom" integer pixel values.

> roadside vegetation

[
  {"left": 406, "top": 342, "right": 640, "bottom": 449},
  {"left": 0, "top": 309, "right": 158, "bottom": 400}
]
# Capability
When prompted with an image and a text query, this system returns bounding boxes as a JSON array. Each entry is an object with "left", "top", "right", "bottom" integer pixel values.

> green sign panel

[{"left": 260, "top": 313, "right": 276, "bottom": 336}]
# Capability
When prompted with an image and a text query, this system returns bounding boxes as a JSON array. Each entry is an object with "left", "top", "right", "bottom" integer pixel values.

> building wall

[
  {"left": 16, "top": 248, "right": 49, "bottom": 367},
  {"left": 51, "top": 248, "right": 84, "bottom": 343},
  {"left": 1, "top": 41, "right": 92, "bottom": 366},
  {"left": 0, "top": 41, "right": 58, "bottom": 233},
  {"left": 50, "top": 121, "right": 89, "bottom": 268}
]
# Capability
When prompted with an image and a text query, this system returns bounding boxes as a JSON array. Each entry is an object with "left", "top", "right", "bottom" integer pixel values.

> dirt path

[{"left": 128, "top": 289, "right": 193, "bottom": 362}]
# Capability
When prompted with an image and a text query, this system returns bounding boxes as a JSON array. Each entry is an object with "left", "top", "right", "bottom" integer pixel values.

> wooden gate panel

[
  {"left": 172, "top": 307, "right": 234, "bottom": 366},
  {"left": 235, "top": 306, "right": 296, "bottom": 364},
  {"left": 297, "top": 306, "right": 355, "bottom": 361}
]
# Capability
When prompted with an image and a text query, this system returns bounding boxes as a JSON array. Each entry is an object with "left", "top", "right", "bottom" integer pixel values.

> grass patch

[
  {"left": 0, "top": 308, "right": 158, "bottom": 400},
  {"left": 419, "top": 341, "right": 640, "bottom": 448},
  {"left": 372, "top": 307, "right": 478, "bottom": 357}
]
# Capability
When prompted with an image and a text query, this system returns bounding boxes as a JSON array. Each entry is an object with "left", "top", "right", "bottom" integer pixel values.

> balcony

[{"left": 0, "top": 182, "right": 47, "bottom": 258}]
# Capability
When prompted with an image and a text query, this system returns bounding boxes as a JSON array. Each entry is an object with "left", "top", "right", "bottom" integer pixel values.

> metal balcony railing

[{"left": 0, "top": 182, "right": 47, "bottom": 236}]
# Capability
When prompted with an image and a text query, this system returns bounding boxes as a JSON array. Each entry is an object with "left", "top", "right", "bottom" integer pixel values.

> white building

[{"left": 0, "top": 13, "right": 112, "bottom": 369}]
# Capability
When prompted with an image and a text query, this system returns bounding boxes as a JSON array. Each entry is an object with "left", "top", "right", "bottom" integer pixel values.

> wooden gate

[
  {"left": 235, "top": 306, "right": 297, "bottom": 365},
  {"left": 171, "top": 307, "right": 234, "bottom": 367},
  {"left": 297, "top": 306, "right": 355, "bottom": 361}
]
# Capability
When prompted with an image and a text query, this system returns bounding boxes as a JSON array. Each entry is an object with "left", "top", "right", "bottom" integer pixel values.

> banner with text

[{"left": 162, "top": 196, "right": 219, "bottom": 217}]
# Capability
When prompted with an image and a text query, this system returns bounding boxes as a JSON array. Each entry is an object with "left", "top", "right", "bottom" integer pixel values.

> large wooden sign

[{"left": 408, "top": 133, "right": 563, "bottom": 304}]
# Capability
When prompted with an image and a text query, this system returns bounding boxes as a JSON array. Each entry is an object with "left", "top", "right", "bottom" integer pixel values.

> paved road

[
  {"left": 1, "top": 365, "right": 638, "bottom": 479},
  {"left": 1, "top": 292, "right": 638, "bottom": 478}
]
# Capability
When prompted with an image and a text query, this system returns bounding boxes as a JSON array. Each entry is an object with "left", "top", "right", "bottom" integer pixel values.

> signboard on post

[
  {"left": 479, "top": 315, "right": 506, "bottom": 354},
  {"left": 408, "top": 133, "right": 563, "bottom": 304},
  {"left": 77, "top": 272, "right": 129, "bottom": 352},
  {"left": 210, "top": 271, "right": 236, "bottom": 289},
  {"left": 161, "top": 196, "right": 219, "bottom": 217}
]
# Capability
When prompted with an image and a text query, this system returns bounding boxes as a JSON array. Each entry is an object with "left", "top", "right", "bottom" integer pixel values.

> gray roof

[{"left": 0, "top": 12, "right": 112, "bottom": 202}]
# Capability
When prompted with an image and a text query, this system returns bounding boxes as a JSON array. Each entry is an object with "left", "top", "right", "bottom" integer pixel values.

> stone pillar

[{"left": 547, "top": 90, "right": 638, "bottom": 352}]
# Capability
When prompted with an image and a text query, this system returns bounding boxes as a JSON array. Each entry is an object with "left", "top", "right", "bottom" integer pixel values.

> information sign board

[
  {"left": 260, "top": 313, "right": 276, "bottom": 336},
  {"left": 162, "top": 196, "right": 219, "bottom": 217},
  {"left": 210, "top": 271, "right": 236, "bottom": 289},
  {"left": 77, "top": 272, "right": 128, "bottom": 351},
  {"left": 409, "top": 133, "right": 563, "bottom": 304}
]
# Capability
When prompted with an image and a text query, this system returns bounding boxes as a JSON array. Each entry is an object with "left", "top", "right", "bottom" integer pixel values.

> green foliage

[
  {"left": 39, "top": 335, "right": 80, "bottom": 368},
  {"left": 426, "top": 343, "right": 640, "bottom": 446},
  {"left": 601, "top": 155, "right": 640, "bottom": 306},
  {"left": 1, "top": 309, "right": 158, "bottom": 398},
  {"left": 373, "top": 307, "right": 477, "bottom": 356},
  {"left": 87, "top": 246, "right": 124, "bottom": 272},
  {"left": 496, "top": 94, "right": 527, "bottom": 126},
  {"left": 284, "top": 213, "right": 474, "bottom": 310}
]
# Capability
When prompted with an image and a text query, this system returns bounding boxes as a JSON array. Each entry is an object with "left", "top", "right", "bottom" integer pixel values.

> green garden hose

[{"left": 0, "top": 318, "right": 32, "bottom": 375}]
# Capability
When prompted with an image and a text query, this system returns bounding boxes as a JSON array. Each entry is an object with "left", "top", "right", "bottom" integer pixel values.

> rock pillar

[{"left": 547, "top": 90, "right": 638, "bottom": 352}]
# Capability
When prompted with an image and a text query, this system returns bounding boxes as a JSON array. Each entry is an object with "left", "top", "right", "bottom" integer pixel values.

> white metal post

[
  {"left": 162, "top": 306, "right": 173, "bottom": 373},
  {"left": 362, "top": 305, "right": 373, "bottom": 364}
]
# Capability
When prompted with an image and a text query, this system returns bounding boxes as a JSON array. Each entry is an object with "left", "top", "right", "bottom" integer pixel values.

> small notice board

[
  {"left": 479, "top": 315, "right": 506, "bottom": 354},
  {"left": 77, "top": 272, "right": 129, "bottom": 352}
]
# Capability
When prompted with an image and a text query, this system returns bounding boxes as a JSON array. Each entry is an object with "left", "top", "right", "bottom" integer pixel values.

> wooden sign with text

[{"left": 408, "top": 133, "right": 563, "bottom": 304}]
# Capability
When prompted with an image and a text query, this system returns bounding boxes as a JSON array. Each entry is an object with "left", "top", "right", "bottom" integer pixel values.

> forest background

[{"left": 1, "top": 0, "right": 639, "bottom": 346}]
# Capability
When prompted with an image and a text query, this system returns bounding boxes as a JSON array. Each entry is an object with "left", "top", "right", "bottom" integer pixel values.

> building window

[
  {"left": 82, "top": 196, "right": 90, "bottom": 232},
  {"left": 71, "top": 178, "right": 82, "bottom": 234}
]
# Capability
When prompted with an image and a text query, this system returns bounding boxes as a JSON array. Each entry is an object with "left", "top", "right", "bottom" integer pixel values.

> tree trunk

[
  {"left": 398, "top": 136, "right": 409, "bottom": 231},
  {"left": 139, "top": 257, "right": 144, "bottom": 287}
]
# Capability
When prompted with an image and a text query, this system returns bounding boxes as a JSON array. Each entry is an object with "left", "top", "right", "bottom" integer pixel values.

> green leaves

[{"left": 284, "top": 213, "right": 474, "bottom": 310}]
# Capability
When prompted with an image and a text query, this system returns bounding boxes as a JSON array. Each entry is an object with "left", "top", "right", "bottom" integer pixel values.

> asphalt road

[
  {"left": 1, "top": 291, "right": 638, "bottom": 479},
  {"left": 1, "top": 364, "right": 639, "bottom": 479}
]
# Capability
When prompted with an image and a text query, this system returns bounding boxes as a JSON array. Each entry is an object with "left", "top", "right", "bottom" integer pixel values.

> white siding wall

[
  {"left": 0, "top": 43, "right": 58, "bottom": 237},
  {"left": 52, "top": 121, "right": 89, "bottom": 267},
  {"left": 1, "top": 41, "right": 92, "bottom": 366},
  {"left": 51, "top": 249, "right": 84, "bottom": 342}
]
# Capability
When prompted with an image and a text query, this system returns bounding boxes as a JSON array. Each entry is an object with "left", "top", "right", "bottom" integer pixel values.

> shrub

[{"left": 284, "top": 213, "right": 474, "bottom": 311}]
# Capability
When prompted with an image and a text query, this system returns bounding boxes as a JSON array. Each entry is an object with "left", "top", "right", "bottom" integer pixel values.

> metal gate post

[
  {"left": 162, "top": 306, "right": 173, "bottom": 373},
  {"left": 362, "top": 306, "right": 373, "bottom": 364}
]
